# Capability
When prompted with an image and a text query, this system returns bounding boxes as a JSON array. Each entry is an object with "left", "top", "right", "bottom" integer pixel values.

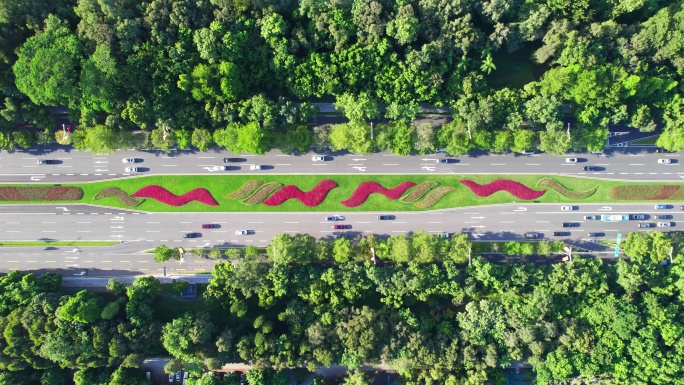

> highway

[
  {"left": 0, "top": 203, "right": 680, "bottom": 274},
  {"left": 0, "top": 145, "right": 681, "bottom": 183}
]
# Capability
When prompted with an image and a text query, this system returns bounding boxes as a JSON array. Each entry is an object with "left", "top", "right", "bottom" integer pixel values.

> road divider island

[{"left": 0, "top": 175, "right": 682, "bottom": 212}]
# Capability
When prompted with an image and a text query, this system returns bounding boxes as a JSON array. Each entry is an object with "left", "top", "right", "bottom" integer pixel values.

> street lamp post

[
  {"left": 468, "top": 246, "right": 472, "bottom": 266},
  {"left": 670, "top": 246, "right": 674, "bottom": 264},
  {"left": 370, "top": 122, "right": 374, "bottom": 140}
]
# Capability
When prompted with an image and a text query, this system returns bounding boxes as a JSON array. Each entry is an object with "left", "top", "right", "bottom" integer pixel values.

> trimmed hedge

[
  {"left": 0, "top": 186, "right": 83, "bottom": 201},
  {"left": 610, "top": 185, "right": 664, "bottom": 200},
  {"left": 244, "top": 183, "right": 282, "bottom": 205},
  {"left": 225, "top": 180, "right": 264, "bottom": 200},
  {"left": 94, "top": 187, "right": 142, "bottom": 207},
  {"left": 415, "top": 186, "right": 455, "bottom": 208},
  {"left": 401, "top": 181, "right": 438, "bottom": 203},
  {"left": 538, "top": 178, "right": 598, "bottom": 199}
]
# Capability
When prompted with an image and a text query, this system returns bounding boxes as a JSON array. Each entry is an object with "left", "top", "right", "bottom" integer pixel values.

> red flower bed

[
  {"left": 460, "top": 180, "right": 546, "bottom": 199},
  {"left": 263, "top": 180, "right": 339, "bottom": 207},
  {"left": 132, "top": 185, "right": 219, "bottom": 206},
  {"left": 341, "top": 181, "right": 417, "bottom": 207}
]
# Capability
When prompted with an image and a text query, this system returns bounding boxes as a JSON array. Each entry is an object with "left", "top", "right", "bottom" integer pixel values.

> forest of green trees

[
  {"left": 2, "top": 0, "right": 684, "bottom": 155},
  {"left": 1, "top": 230, "right": 683, "bottom": 385}
]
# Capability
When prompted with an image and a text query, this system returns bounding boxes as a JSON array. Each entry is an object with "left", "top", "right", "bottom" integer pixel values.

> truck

[{"left": 601, "top": 214, "right": 629, "bottom": 222}]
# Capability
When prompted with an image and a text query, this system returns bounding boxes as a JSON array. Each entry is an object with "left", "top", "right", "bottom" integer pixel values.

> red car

[
  {"left": 332, "top": 224, "right": 347, "bottom": 230},
  {"left": 201, "top": 224, "right": 219, "bottom": 229}
]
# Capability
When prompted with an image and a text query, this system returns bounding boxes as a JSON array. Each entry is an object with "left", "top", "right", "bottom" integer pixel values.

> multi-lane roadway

[
  {"left": 0, "top": 202, "right": 680, "bottom": 274},
  {"left": 0, "top": 145, "right": 681, "bottom": 183},
  {"left": 0, "top": 141, "right": 682, "bottom": 275}
]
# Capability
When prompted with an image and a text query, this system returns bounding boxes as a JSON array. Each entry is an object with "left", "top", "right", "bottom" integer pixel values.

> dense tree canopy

[
  {"left": 1, "top": 0, "right": 683, "bottom": 152},
  {"left": 2, "top": 230, "right": 684, "bottom": 384}
]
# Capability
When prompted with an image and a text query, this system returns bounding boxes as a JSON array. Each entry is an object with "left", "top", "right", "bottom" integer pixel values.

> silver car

[
  {"left": 657, "top": 222, "right": 672, "bottom": 227},
  {"left": 312, "top": 155, "right": 325, "bottom": 161},
  {"left": 124, "top": 167, "right": 140, "bottom": 172},
  {"left": 250, "top": 165, "right": 262, "bottom": 170},
  {"left": 657, "top": 159, "right": 671, "bottom": 164}
]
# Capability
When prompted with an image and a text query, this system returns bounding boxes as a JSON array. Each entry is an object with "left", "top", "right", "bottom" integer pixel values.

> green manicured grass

[
  {"left": 0, "top": 241, "right": 119, "bottom": 247},
  {"left": 3, "top": 174, "right": 684, "bottom": 212},
  {"left": 630, "top": 136, "right": 659, "bottom": 145}
]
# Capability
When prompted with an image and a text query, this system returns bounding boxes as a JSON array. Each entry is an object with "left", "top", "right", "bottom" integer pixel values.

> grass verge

[{"left": 1, "top": 174, "right": 683, "bottom": 212}]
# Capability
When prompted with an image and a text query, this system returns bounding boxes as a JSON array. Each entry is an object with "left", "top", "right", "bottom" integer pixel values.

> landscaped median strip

[
  {"left": 0, "top": 241, "right": 120, "bottom": 247},
  {"left": 1, "top": 175, "right": 683, "bottom": 212}
]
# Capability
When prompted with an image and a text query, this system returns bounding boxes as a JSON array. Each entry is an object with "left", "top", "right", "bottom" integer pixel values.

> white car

[
  {"left": 236, "top": 230, "right": 249, "bottom": 235},
  {"left": 658, "top": 159, "right": 671, "bottom": 164},
  {"left": 250, "top": 165, "right": 262, "bottom": 170},
  {"left": 657, "top": 222, "right": 672, "bottom": 227},
  {"left": 208, "top": 165, "right": 228, "bottom": 171},
  {"left": 312, "top": 155, "right": 325, "bottom": 161},
  {"left": 122, "top": 158, "right": 140, "bottom": 163},
  {"left": 561, "top": 206, "right": 575, "bottom": 211},
  {"left": 125, "top": 167, "right": 140, "bottom": 172},
  {"left": 326, "top": 215, "right": 345, "bottom": 221},
  {"left": 565, "top": 158, "right": 577, "bottom": 163}
]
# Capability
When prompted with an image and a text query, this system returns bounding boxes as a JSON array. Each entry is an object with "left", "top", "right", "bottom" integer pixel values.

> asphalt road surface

[
  {"left": 0, "top": 145, "right": 681, "bottom": 183},
  {"left": 1, "top": 203, "right": 680, "bottom": 274}
]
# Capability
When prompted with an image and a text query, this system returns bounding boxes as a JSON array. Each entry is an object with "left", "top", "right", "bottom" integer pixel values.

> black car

[
  {"left": 584, "top": 215, "right": 600, "bottom": 220},
  {"left": 588, "top": 232, "right": 604, "bottom": 237},
  {"left": 525, "top": 232, "right": 541, "bottom": 239},
  {"left": 201, "top": 224, "right": 219, "bottom": 229},
  {"left": 583, "top": 166, "right": 597, "bottom": 171},
  {"left": 631, "top": 214, "right": 646, "bottom": 220},
  {"left": 562, "top": 222, "right": 579, "bottom": 227},
  {"left": 553, "top": 231, "right": 571, "bottom": 236},
  {"left": 378, "top": 215, "right": 394, "bottom": 220},
  {"left": 37, "top": 159, "right": 56, "bottom": 165},
  {"left": 223, "top": 157, "right": 238, "bottom": 162},
  {"left": 183, "top": 232, "right": 201, "bottom": 238},
  {"left": 655, "top": 215, "right": 672, "bottom": 220}
]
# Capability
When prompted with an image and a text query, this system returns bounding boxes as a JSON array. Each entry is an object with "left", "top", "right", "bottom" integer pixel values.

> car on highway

[
  {"left": 326, "top": 215, "right": 345, "bottom": 221},
  {"left": 436, "top": 232, "right": 450, "bottom": 238},
  {"left": 169, "top": 374, "right": 174, "bottom": 382},
  {"left": 562, "top": 222, "right": 579, "bottom": 227},
  {"left": 235, "top": 230, "right": 250, "bottom": 235},
  {"left": 588, "top": 232, "right": 604, "bottom": 237},
  {"left": 208, "top": 165, "right": 229, "bottom": 171},
  {"left": 520, "top": 150, "right": 535, "bottom": 155},
  {"left": 561, "top": 206, "right": 576, "bottom": 211},
  {"left": 332, "top": 224, "right": 348, "bottom": 230},
  {"left": 657, "top": 158, "right": 672, "bottom": 164},
  {"left": 250, "top": 165, "right": 262, "bottom": 170},
  {"left": 553, "top": 231, "right": 571, "bottom": 236},
  {"left": 183, "top": 232, "right": 201, "bottom": 238},
  {"left": 565, "top": 157, "right": 578, "bottom": 163},
  {"left": 176, "top": 371, "right": 181, "bottom": 382},
  {"left": 655, "top": 204, "right": 669, "bottom": 209},
  {"left": 223, "top": 157, "right": 238, "bottom": 162},
  {"left": 638, "top": 223, "right": 654, "bottom": 228},
  {"left": 37, "top": 159, "right": 57, "bottom": 165},
  {"left": 682, "top": 206, "right": 684, "bottom": 210},
  {"left": 122, "top": 158, "right": 141, "bottom": 163},
  {"left": 201, "top": 224, "right": 219, "bottom": 229},
  {"left": 312, "top": 155, "right": 326, "bottom": 161},
  {"left": 630, "top": 214, "right": 645, "bottom": 220},
  {"left": 436, "top": 159, "right": 449, "bottom": 163},
  {"left": 124, "top": 167, "right": 140, "bottom": 172},
  {"left": 584, "top": 215, "right": 600, "bottom": 220},
  {"left": 525, "top": 232, "right": 541, "bottom": 238},
  {"left": 583, "top": 166, "right": 597, "bottom": 171},
  {"left": 657, "top": 222, "right": 673, "bottom": 227},
  {"left": 377, "top": 215, "right": 394, "bottom": 220},
  {"left": 331, "top": 234, "right": 346, "bottom": 239},
  {"left": 655, "top": 215, "right": 672, "bottom": 220}
]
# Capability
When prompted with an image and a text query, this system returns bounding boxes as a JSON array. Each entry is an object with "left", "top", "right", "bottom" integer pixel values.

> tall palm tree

[{"left": 480, "top": 54, "right": 496, "bottom": 74}]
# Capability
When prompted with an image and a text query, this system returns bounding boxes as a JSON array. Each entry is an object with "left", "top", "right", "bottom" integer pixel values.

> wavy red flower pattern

[
  {"left": 460, "top": 179, "right": 546, "bottom": 199},
  {"left": 341, "top": 181, "right": 417, "bottom": 207},
  {"left": 132, "top": 185, "right": 219, "bottom": 206},
  {"left": 263, "top": 180, "right": 340, "bottom": 207}
]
